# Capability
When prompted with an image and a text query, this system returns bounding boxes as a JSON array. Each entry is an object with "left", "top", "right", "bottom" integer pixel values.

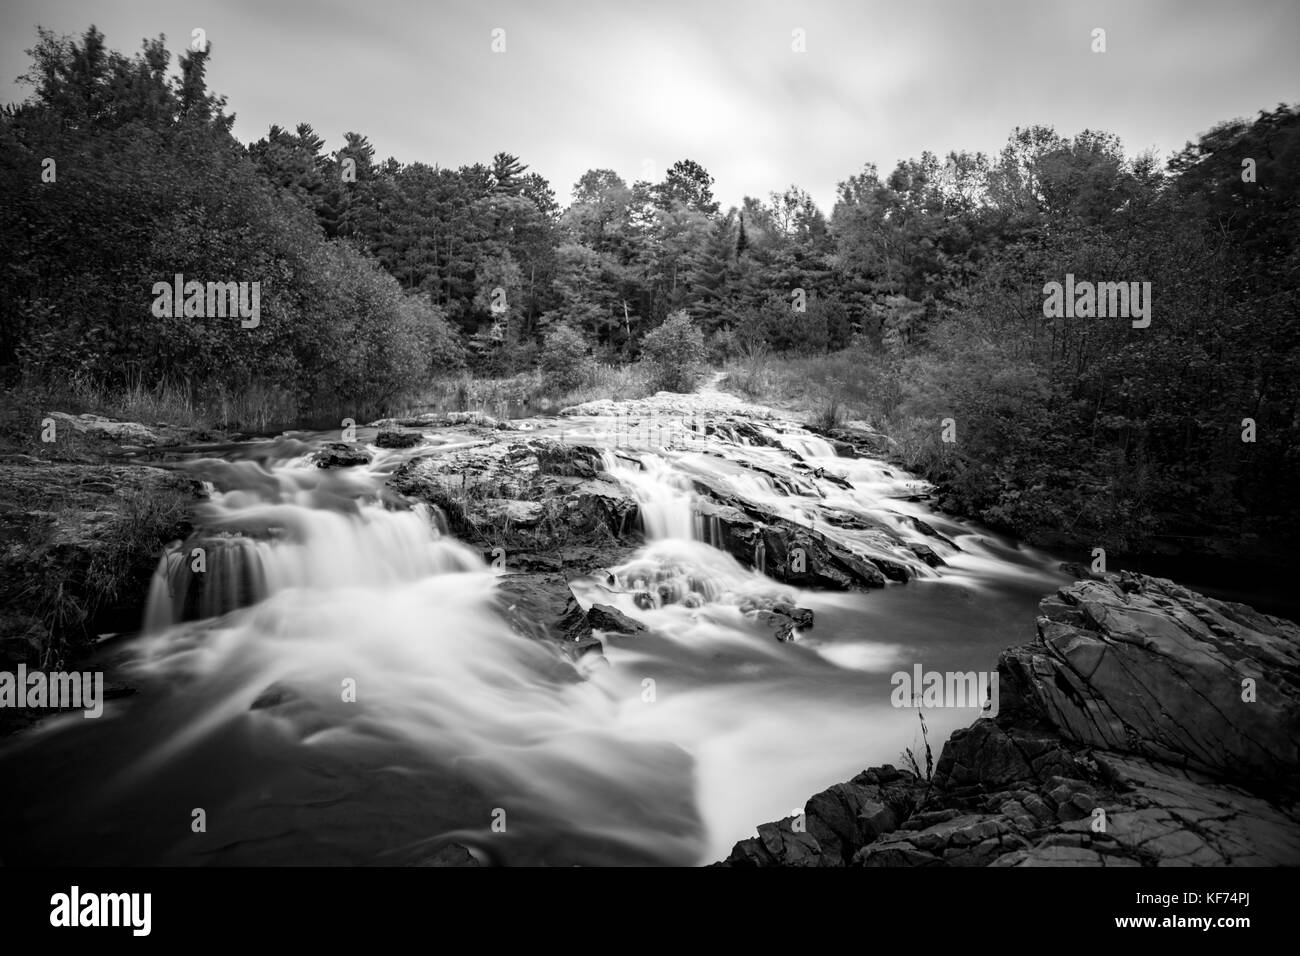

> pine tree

[
  {"left": 687, "top": 212, "right": 737, "bottom": 335},
  {"left": 490, "top": 152, "right": 528, "bottom": 195}
]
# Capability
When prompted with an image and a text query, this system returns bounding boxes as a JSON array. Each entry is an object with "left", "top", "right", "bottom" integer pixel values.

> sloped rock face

[
  {"left": 1005, "top": 572, "right": 1300, "bottom": 785},
  {"left": 694, "top": 499, "right": 889, "bottom": 589},
  {"left": 719, "top": 573, "right": 1300, "bottom": 866}
]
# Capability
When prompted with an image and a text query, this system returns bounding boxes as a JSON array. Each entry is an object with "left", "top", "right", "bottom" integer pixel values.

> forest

[{"left": 3, "top": 25, "right": 1297, "bottom": 555}]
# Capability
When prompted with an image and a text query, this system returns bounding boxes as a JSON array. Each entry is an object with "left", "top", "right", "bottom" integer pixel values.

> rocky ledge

[
  {"left": 0, "top": 454, "right": 205, "bottom": 736},
  {"left": 720, "top": 572, "right": 1300, "bottom": 866}
]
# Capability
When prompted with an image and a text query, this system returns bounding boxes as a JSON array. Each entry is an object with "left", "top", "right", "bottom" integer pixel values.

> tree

[
  {"left": 655, "top": 159, "right": 719, "bottom": 215},
  {"left": 490, "top": 151, "right": 528, "bottom": 195},
  {"left": 687, "top": 211, "right": 738, "bottom": 334}
]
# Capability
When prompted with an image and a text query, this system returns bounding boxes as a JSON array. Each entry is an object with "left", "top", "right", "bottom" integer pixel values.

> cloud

[{"left": 1, "top": 0, "right": 1295, "bottom": 213}]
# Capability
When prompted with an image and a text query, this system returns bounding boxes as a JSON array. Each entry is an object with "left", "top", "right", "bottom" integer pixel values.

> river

[{"left": 0, "top": 399, "right": 1125, "bottom": 866}]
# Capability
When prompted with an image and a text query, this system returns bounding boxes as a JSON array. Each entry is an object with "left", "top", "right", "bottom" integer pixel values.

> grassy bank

[{"left": 0, "top": 361, "right": 662, "bottom": 453}]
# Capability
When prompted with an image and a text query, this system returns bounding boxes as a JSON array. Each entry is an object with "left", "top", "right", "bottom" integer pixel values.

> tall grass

[
  {"left": 3, "top": 357, "right": 663, "bottom": 454},
  {"left": 3, "top": 371, "right": 300, "bottom": 441},
  {"left": 724, "top": 342, "right": 903, "bottom": 431}
]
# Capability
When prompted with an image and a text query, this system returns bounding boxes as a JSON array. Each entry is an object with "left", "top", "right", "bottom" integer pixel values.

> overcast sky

[{"left": 2, "top": 0, "right": 1296, "bottom": 211}]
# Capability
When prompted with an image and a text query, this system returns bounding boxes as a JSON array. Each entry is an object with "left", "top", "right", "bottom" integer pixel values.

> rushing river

[{"left": 0, "top": 408, "right": 1077, "bottom": 866}]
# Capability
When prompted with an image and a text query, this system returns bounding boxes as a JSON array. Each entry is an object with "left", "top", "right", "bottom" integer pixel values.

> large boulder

[
  {"left": 388, "top": 439, "right": 638, "bottom": 551},
  {"left": 1004, "top": 573, "right": 1300, "bottom": 785}
]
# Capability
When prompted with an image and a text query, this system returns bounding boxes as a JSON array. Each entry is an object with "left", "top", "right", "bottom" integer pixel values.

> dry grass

[{"left": 394, "top": 363, "right": 658, "bottom": 418}]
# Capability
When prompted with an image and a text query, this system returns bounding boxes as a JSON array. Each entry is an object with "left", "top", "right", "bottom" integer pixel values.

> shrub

[{"left": 639, "top": 310, "right": 707, "bottom": 392}]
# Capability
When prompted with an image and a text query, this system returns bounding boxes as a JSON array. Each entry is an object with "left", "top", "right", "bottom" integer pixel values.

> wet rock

[
  {"left": 806, "top": 782, "right": 902, "bottom": 865},
  {"left": 723, "top": 817, "right": 822, "bottom": 867},
  {"left": 586, "top": 604, "right": 647, "bottom": 638},
  {"left": 532, "top": 439, "right": 603, "bottom": 478},
  {"left": 692, "top": 499, "right": 890, "bottom": 590},
  {"left": 388, "top": 440, "right": 639, "bottom": 551},
  {"left": 493, "top": 550, "right": 562, "bottom": 571},
  {"left": 750, "top": 603, "right": 815, "bottom": 642},
  {"left": 375, "top": 428, "right": 424, "bottom": 449},
  {"left": 907, "top": 543, "right": 946, "bottom": 567},
  {"left": 853, "top": 841, "right": 943, "bottom": 867},
  {"left": 314, "top": 442, "right": 372, "bottom": 468}
]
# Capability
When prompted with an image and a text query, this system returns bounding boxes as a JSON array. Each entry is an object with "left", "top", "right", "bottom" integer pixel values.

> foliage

[
  {"left": 4, "top": 22, "right": 1298, "bottom": 555},
  {"left": 539, "top": 323, "right": 595, "bottom": 391},
  {"left": 639, "top": 311, "right": 707, "bottom": 392}
]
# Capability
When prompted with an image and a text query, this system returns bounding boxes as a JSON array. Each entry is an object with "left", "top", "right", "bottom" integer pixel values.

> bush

[
  {"left": 639, "top": 311, "right": 707, "bottom": 392},
  {"left": 539, "top": 324, "right": 595, "bottom": 391}
]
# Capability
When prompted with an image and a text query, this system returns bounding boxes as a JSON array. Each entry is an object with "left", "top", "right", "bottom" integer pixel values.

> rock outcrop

[
  {"left": 314, "top": 442, "right": 372, "bottom": 468},
  {"left": 720, "top": 573, "right": 1300, "bottom": 866},
  {"left": 388, "top": 437, "right": 639, "bottom": 552},
  {"left": 0, "top": 457, "right": 205, "bottom": 670}
]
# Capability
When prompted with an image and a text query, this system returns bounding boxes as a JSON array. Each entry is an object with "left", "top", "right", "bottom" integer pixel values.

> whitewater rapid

[{"left": 3, "top": 402, "right": 1070, "bottom": 865}]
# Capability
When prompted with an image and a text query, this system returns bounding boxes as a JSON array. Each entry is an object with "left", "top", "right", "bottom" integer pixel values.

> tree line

[{"left": 2, "top": 25, "right": 1296, "bottom": 551}]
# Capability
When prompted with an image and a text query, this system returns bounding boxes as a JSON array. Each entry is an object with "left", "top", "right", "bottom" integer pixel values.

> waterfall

[
  {"left": 599, "top": 449, "right": 698, "bottom": 541},
  {"left": 10, "top": 408, "right": 1068, "bottom": 867}
]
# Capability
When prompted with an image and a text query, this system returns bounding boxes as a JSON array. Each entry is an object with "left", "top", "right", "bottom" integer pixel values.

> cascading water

[{"left": 0, "top": 408, "right": 1072, "bottom": 867}]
